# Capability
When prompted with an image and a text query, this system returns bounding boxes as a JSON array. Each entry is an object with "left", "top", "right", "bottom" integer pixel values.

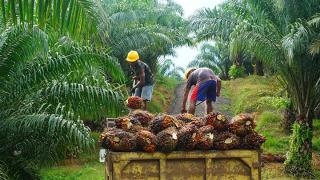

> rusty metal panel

[
  {"left": 105, "top": 150, "right": 261, "bottom": 180},
  {"left": 166, "top": 159, "right": 205, "bottom": 179}
]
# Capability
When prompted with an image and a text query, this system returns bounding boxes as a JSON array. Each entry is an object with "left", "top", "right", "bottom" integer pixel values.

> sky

[{"left": 168, "top": 0, "right": 223, "bottom": 69}]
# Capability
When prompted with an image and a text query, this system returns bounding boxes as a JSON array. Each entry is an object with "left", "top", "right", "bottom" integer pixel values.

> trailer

[{"left": 105, "top": 150, "right": 262, "bottom": 180}]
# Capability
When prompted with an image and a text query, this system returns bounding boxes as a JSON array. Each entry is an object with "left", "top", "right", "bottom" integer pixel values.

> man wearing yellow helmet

[
  {"left": 126, "top": 50, "right": 155, "bottom": 110},
  {"left": 181, "top": 67, "right": 221, "bottom": 115}
]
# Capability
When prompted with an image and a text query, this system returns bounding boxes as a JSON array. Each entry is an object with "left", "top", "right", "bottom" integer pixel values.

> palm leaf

[{"left": 0, "top": 25, "right": 48, "bottom": 78}]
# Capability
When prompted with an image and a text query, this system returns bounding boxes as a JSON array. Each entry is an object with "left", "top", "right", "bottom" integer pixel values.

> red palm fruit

[
  {"left": 213, "top": 132, "right": 240, "bottom": 150},
  {"left": 115, "top": 117, "right": 135, "bottom": 131},
  {"left": 175, "top": 113, "right": 195, "bottom": 123},
  {"left": 156, "top": 127, "right": 178, "bottom": 152},
  {"left": 126, "top": 96, "right": 143, "bottom": 109},
  {"left": 109, "top": 130, "right": 136, "bottom": 152},
  {"left": 99, "top": 128, "right": 136, "bottom": 151},
  {"left": 242, "top": 131, "right": 266, "bottom": 149},
  {"left": 195, "top": 125, "right": 217, "bottom": 150},
  {"left": 130, "top": 110, "right": 154, "bottom": 127},
  {"left": 229, "top": 113, "right": 256, "bottom": 136},
  {"left": 262, "top": 154, "right": 285, "bottom": 163},
  {"left": 187, "top": 117, "right": 205, "bottom": 128},
  {"left": 136, "top": 130, "right": 157, "bottom": 153},
  {"left": 150, "top": 114, "right": 182, "bottom": 134},
  {"left": 115, "top": 116, "right": 147, "bottom": 133},
  {"left": 128, "top": 125, "right": 150, "bottom": 134},
  {"left": 204, "top": 112, "right": 229, "bottom": 131},
  {"left": 177, "top": 124, "right": 198, "bottom": 150},
  {"left": 99, "top": 128, "right": 122, "bottom": 149}
]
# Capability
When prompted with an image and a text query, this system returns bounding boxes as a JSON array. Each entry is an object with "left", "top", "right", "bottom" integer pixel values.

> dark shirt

[
  {"left": 133, "top": 61, "right": 154, "bottom": 85},
  {"left": 186, "top": 68, "right": 216, "bottom": 89}
]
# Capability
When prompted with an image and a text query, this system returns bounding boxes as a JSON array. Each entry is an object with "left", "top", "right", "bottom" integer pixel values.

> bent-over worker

[{"left": 181, "top": 67, "right": 221, "bottom": 115}]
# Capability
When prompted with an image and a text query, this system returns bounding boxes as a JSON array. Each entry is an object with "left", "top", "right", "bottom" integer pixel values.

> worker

[
  {"left": 126, "top": 50, "right": 155, "bottom": 110},
  {"left": 181, "top": 67, "right": 221, "bottom": 115}
]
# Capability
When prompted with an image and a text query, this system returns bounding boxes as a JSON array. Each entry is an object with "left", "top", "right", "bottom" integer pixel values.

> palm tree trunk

[
  {"left": 282, "top": 101, "right": 295, "bottom": 134},
  {"left": 255, "top": 60, "right": 264, "bottom": 76},
  {"left": 284, "top": 114, "right": 313, "bottom": 177}
]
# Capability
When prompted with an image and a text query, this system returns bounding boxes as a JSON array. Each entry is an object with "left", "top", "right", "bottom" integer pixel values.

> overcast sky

[{"left": 168, "top": 0, "right": 223, "bottom": 69}]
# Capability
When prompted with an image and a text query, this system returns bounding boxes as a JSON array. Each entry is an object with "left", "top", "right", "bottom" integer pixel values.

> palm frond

[
  {"left": 0, "top": 25, "right": 48, "bottom": 77},
  {"left": 282, "top": 21, "right": 311, "bottom": 61},
  {"left": 309, "top": 38, "right": 320, "bottom": 55},
  {"left": 308, "top": 13, "right": 320, "bottom": 27},
  {"left": 190, "top": 7, "right": 238, "bottom": 41},
  {"left": 1, "top": 0, "right": 100, "bottom": 43},
  {"left": 1, "top": 113, "right": 93, "bottom": 165},
  {"left": 0, "top": 162, "right": 8, "bottom": 180},
  {"left": 40, "top": 82, "right": 122, "bottom": 119}
]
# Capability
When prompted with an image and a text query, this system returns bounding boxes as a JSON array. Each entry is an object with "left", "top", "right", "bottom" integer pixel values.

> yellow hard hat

[
  {"left": 126, "top": 50, "right": 139, "bottom": 62},
  {"left": 184, "top": 68, "right": 196, "bottom": 80}
]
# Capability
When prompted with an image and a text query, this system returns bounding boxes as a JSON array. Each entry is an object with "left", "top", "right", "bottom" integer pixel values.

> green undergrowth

[
  {"left": 255, "top": 112, "right": 320, "bottom": 155},
  {"left": 222, "top": 75, "right": 287, "bottom": 115},
  {"left": 41, "top": 161, "right": 104, "bottom": 180},
  {"left": 148, "top": 77, "right": 179, "bottom": 113},
  {"left": 222, "top": 76, "right": 320, "bottom": 155},
  {"left": 40, "top": 132, "right": 104, "bottom": 180},
  {"left": 255, "top": 111, "right": 290, "bottom": 154}
]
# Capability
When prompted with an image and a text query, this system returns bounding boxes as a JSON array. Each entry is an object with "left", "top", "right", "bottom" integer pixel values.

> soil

[{"left": 168, "top": 82, "right": 232, "bottom": 116}]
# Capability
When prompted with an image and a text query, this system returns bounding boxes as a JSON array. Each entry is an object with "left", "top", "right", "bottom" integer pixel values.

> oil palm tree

[
  {"left": 157, "top": 58, "right": 184, "bottom": 81},
  {"left": 0, "top": 25, "right": 124, "bottom": 179},
  {"left": 191, "top": 0, "right": 320, "bottom": 176},
  {"left": 0, "top": 0, "right": 100, "bottom": 44},
  {"left": 188, "top": 42, "right": 232, "bottom": 79},
  {"left": 101, "top": 0, "right": 189, "bottom": 72}
]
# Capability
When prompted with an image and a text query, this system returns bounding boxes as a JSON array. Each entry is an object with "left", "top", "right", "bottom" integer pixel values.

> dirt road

[{"left": 168, "top": 83, "right": 232, "bottom": 116}]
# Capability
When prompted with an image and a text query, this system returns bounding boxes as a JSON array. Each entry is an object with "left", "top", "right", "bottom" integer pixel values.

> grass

[
  {"left": 222, "top": 75, "right": 287, "bottom": 115},
  {"left": 262, "top": 163, "right": 320, "bottom": 180},
  {"left": 147, "top": 77, "right": 179, "bottom": 113},
  {"left": 41, "top": 161, "right": 104, "bottom": 180},
  {"left": 41, "top": 132, "right": 105, "bottom": 180},
  {"left": 256, "top": 111, "right": 290, "bottom": 154}
]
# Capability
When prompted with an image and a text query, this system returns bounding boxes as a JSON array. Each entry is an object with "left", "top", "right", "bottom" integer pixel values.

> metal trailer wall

[{"left": 105, "top": 150, "right": 262, "bottom": 180}]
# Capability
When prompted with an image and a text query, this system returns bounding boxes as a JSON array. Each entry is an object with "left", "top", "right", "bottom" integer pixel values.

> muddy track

[{"left": 168, "top": 82, "right": 232, "bottom": 116}]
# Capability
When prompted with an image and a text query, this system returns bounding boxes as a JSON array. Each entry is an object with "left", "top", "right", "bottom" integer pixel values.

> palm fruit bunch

[
  {"left": 229, "top": 113, "right": 256, "bottom": 136},
  {"left": 128, "top": 124, "right": 151, "bottom": 134},
  {"left": 187, "top": 117, "right": 205, "bottom": 128},
  {"left": 99, "top": 128, "right": 136, "bottom": 151},
  {"left": 150, "top": 114, "right": 183, "bottom": 134},
  {"left": 213, "top": 132, "right": 240, "bottom": 150},
  {"left": 156, "top": 127, "right": 178, "bottom": 152},
  {"left": 99, "top": 128, "right": 121, "bottom": 149},
  {"left": 136, "top": 130, "right": 157, "bottom": 153},
  {"left": 115, "top": 116, "right": 147, "bottom": 133},
  {"left": 262, "top": 154, "right": 285, "bottom": 163},
  {"left": 115, "top": 116, "right": 137, "bottom": 131},
  {"left": 175, "top": 113, "right": 195, "bottom": 123},
  {"left": 126, "top": 96, "right": 143, "bottom": 109},
  {"left": 241, "top": 131, "right": 266, "bottom": 149},
  {"left": 205, "top": 112, "right": 229, "bottom": 131},
  {"left": 130, "top": 110, "right": 154, "bottom": 127},
  {"left": 195, "top": 125, "right": 217, "bottom": 150},
  {"left": 177, "top": 124, "right": 199, "bottom": 150}
]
